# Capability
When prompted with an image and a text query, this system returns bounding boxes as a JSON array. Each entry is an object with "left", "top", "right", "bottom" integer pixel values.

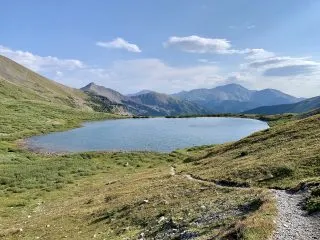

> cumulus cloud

[
  {"left": 246, "top": 56, "right": 320, "bottom": 77},
  {"left": 245, "top": 49, "right": 275, "bottom": 60},
  {"left": 248, "top": 58, "right": 287, "bottom": 68},
  {"left": 232, "top": 53, "right": 320, "bottom": 97},
  {"left": 164, "top": 36, "right": 274, "bottom": 60},
  {"left": 263, "top": 65, "right": 318, "bottom": 77},
  {"left": 164, "top": 36, "right": 232, "bottom": 54},
  {"left": 96, "top": 38, "right": 141, "bottom": 53},
  {"left": 0, "top": 45, "right": 84, "bottom": 73},
  {"left": 0, "top": 45, "right": 107, "bottom": 87}
]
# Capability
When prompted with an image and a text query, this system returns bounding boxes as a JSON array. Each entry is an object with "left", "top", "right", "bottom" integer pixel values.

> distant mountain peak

[
  {"left": 220, "top": 83, "right": 244, "bottom": 88},
  {"left": 83, "top": 82, "right": 97, "bottom": 89},
  {"left": 127, "top": 89, "right": 154, "bottom": 97},
  {"left": 214, "top": 83, "right": 249, "bottom": 91}
]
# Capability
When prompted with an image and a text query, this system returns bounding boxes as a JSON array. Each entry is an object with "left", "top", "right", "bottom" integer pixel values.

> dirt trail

[{"left": 170, "top": 167, "right": 320, "bottom": 240}]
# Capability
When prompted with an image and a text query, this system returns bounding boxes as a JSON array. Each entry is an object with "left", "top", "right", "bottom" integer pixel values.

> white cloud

[
  {"left": 96, "top": 38, "right": 141, "bottom": 53},
  {"left": 197, "top": 59, "right": 217, "bottom": 64},
  {"left": 245, "top": 48, "right": 275, "bottom": 60},
  {"left": 164, "top": 36, "right": 274, "bottom": 60},
  {"left": 55, "top": 71, "right": 63, "bottom": 77},
  {"left": 246, "top": 25, "right": 256, "bottom": 29},
  {"left": 246, "top": 56, "right": 320, "bottom": 76},
  {"left": 164, "top": 36, "right": 232, "bottom": 54},
  {"left": 0, "top": 45, "right": 84, "bottom": 73},
  {"left": 233, "top": 54, "right": 320, "bottom": 97}
]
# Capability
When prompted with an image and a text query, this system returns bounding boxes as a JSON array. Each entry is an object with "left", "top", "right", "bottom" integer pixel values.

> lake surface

[{"left": 26, "top": 117, "right": 269, "bottom": 153}]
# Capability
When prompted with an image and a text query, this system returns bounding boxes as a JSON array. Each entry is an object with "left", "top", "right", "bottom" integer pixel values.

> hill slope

[
  {"left": 0, "top": 55, "right": 90, "bottom": 109},
  {"left": 173, "top": 83, "right": 302, "bottom": 113},
  {"left": 244, "top": 96, "right": 320, "bottom": 114},
  {"left": 0, "top": 55, "right": 117, "bottom": 141},
  {"left": 179, "top": 113, "right": 320, "bottom": 187}
]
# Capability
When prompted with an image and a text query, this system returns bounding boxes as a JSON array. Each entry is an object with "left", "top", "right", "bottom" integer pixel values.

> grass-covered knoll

[{"left": 178, "top": 114, "right": 320, "bottom": 212}]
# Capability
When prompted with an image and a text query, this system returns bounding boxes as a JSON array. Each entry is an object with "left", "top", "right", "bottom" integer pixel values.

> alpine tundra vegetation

[{"left": 1, "top": 1, "right": 320, "bottom": 239}]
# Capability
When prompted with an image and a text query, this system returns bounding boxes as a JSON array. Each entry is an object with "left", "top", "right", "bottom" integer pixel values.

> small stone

[
  {"left": 46, "top": 224, "right": 50, "bottom": 228},
  {"left": 158, "top": 216, "right": 167, "bottom": 223},
  {"left": 139, "top": 232, "right": 145, "bottom": 238},
  {"left": 143, "top": 199, "right": 149, "bottom": 204},
  {"left": 27, "top": 215, "right": 31, "bottom": 218}
]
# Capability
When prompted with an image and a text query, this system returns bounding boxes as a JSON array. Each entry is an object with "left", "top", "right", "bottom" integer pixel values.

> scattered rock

[{"left": 158, "top": 216, "right": 167, "bottom": 223}]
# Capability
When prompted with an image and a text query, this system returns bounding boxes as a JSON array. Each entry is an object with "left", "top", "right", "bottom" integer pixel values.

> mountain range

[
  {"left": 172, "top": 84, "right": 304, "bottom": 113},
  {"left": 1, "top": 54, "right": 319, "bottom": 116},
  {"left": 81, "top": 82, "right": 206, "bottom": 116}
]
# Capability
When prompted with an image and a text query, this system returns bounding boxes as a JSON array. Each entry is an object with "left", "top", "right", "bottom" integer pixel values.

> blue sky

[{"left": 1, "top": 0, "right": 320, "bottom": 97}]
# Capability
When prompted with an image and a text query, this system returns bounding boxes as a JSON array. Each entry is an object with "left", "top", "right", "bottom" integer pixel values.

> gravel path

[
  {"left": 170, "top": 167, "right": 320, "bottom": 239},
  {"left": 272, "top": 190, "right": 320, "bottom": 240}
]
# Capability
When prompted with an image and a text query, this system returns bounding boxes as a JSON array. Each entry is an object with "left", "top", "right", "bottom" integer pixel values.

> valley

[{"left": 0, "top": 56, "right": 319, "bottom": 239}]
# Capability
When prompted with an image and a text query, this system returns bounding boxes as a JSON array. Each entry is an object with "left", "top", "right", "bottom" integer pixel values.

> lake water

[{"left": 26, "top": 117, "right": 269, "bottom": 153}]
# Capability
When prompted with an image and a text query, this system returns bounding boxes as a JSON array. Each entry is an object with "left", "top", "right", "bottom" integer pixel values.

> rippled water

[{"left": 26, "top": 117, "right": 269, "bottom": 153}]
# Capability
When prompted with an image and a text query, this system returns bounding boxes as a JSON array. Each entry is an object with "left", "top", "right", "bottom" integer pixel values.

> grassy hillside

[
  {"left": 176, "top": 113, "right": 320, "bottom": 213},
  {"left": 0, "top": 56, "right": 90, "bottom": 109},
  {"left": 0, "top": 56, "right": 121, "bottom": 141},
  {"left": 0, "top": 79, "right": 119, "bottom": 141}
]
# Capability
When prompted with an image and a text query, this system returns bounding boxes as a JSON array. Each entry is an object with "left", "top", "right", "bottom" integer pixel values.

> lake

[{"left": 26, "top": 117, "right": 269, "bottom": 153}]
